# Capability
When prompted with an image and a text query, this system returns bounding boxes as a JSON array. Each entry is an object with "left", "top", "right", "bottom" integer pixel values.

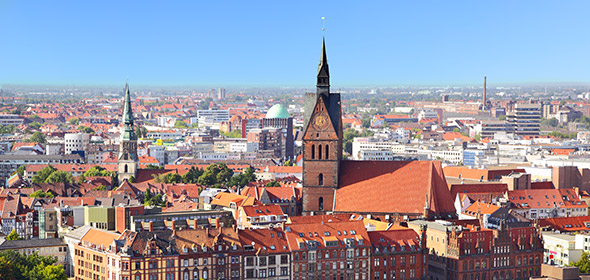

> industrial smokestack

[{"left": 483, "top": 76, "right": 487, "bottom": 111}]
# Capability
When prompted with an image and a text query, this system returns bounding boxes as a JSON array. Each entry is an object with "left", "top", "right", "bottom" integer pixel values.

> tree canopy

[
  {"left": 6, "top": 230, "right": 23, "bottom": 241},
  {"left": 0, "top": 250, "right": 67, "bottom": 280},
  {"left": 573, "top": 251, "right": 590, "bottom": 273},
  {"left": 28, "top": 132, "right": 47, "bottom": 144},
  {"left": 29, "top": 190, "right": 55, "bottom": 199},
  {"left": 32, "top": 166, "right": 57, "bottom": 184},
  {"left": 265, "top": 180, "right": 281, "bottom": 187},
  {"left": 44, "top": 171, "right": 74, "bottom": 184}
]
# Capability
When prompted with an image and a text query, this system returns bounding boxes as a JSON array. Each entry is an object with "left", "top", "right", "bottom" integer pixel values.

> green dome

[{"left": 266, "top": 104, "right": 290, "bottom": 119}]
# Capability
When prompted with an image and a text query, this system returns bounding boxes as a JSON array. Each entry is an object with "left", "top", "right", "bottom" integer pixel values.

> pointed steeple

[
  {"left": 317, "top": 36, "right": 330, "bottom": 95},
  {"left": 123, "top": 82, "right": 134, "bottom": 125},
  {"left": 121, "top": 82, "right": 136, "bottom": 141}
]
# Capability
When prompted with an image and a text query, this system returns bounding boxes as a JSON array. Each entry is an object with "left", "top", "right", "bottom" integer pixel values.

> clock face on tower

[{"left": 314, "top": 115, "right": 328, "bottom": 130}]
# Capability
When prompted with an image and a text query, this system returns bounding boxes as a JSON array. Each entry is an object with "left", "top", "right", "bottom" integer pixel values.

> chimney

[
  {"left": 148, "top": 221, "right": 154, "bottom": 232},
  {"left": 171, "top": 220, "right": 176, "bottom": 230},
  {"left": 216, "top": 218, "right": 221, "bottom": 229},
  {"left": 206, "top": 227, "right": 210, "bottom": 237}
]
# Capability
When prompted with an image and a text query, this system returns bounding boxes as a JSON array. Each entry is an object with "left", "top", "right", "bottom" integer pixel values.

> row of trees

[
  {"left": 30, "top": 165, "right": 116, "bottom": 185},
  {"left": 151, "top": 164, "right": 256, "bottom": 188},
  {"left": 31, "top": 166, "right": 74, "bottom": 184},
  {"left": 0, "top": 250, "right": 67, "bottom": 280}
]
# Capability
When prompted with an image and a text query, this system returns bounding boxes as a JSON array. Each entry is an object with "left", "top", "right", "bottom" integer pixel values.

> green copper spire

[{"left": 121, "top": 82, "right": 137, "bottom": 141}]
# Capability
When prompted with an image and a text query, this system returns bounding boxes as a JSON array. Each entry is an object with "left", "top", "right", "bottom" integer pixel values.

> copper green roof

[{"left": 266, "top": 104, "right": 289, "bottom": 119}]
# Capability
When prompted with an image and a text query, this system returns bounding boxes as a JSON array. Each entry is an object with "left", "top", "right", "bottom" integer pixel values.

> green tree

[
  {"left": 265, "top": 180, "right": 281, "bottom": 187},
  {"left": 215, "top": 163, "right": 234, "bottom": 185},
  {"left": 28, "top": 132, "right": 47, "bottom": 144},
  {"left": 220, "top": 130, "right": 241, "bottom": 138},
  {"left": 28, "top": 122, "right": 42, "bottom": 130},
  {"left": 0, "top": 250, "right": 67, "bottom": 280},
  {"left": 32, "top": 165, "right": 57, "bottom": 184},
  {"left": 6, "top": 229, "right": 23, "bottom": 240},
  {"left": 228, "top": 166, "right": 256, "bottom": 187},
  {"left": 68, "top": 118, "right": 79, "bottom": 125},
  {"left": 145, "top": 164, "right": 163, "bottom": 170},
  {"left": 174, "top": 119, "right": 188, "bottom": 128},
  {"left": 0, "top": 125, "right": 17, "bottom": 134},
  {"left": 44, "top": 171, "right": 74, "bottom": 184},
  {"left": 16, "top": 165, "right": 26, "bottom": 176},
  {"left": 573, "top": 251, "right": 590, "bottom": 273},
  {"left": 541, "top": 118, "right": 559, "bottom": 127},
  {"left": 77, "top": 125, "right": 95, "bottom": 134},
  {"left": 84, "top": 166, "right": 113, "bottom": 177},
  {"left": 29, "top": 190, "right": 55, "bottom": 198},
  {"left": 474, "top": 133, "right": 481, "bottom": 141},
  {"left": 91, "top": 185, "right": 107, "bottom": 191},
  {"left": 181, "top": 167, "right": 203, "bottom": 184}
]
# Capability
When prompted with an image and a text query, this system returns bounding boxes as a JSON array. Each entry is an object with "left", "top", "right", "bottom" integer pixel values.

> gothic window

[
  {"left": 325, "top": 144, "right": 329, "bottom": 159},
  {"left": 318, "top": 173, "right": 323, "bottom": 186},
  {"left": 318, "top": 145, "right": 322, "bottom": 160},
  {"left": 319, "top": 197, "right": 324, "bottom": 211},
  {"left": 124, "top": 164, "right": 128, "bottom": 173},
  {"left": 311, "top": 144, "right": 315, "bottom": 159}
]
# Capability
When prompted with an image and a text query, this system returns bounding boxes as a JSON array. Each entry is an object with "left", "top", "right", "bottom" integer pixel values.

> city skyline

[{"left": 2, "top": 1, "right": 590, "bottom": 87}]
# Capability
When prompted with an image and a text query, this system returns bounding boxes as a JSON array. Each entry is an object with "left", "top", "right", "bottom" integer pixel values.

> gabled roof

[
  {"left": 242, "top": 205, "right": 284, "bottom": 217},
  {"left": 284, "top": 220, "right": 368, "bottom": 251},
  {"left": 238, "top": 228, "right": 290, "bottom": 253},
  {"left": 463, "top": 201, "right": 500, "bottom": 216},
  {"left": 508, "top": 189, "right": 587, "bottom": 209},
  {"left": 449, "top": 183, "right": 508, "bottom": 200},
  {"left": 335, "top": 160, "right": 455, "bottom": 216},
  {"left": 367, "top": 228, "right": 420, "bottom": 249}
]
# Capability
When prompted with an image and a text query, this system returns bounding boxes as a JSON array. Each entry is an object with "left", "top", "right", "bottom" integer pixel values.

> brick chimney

[{"left": 148, "top": 221, "right": 154, "bottom": 232}]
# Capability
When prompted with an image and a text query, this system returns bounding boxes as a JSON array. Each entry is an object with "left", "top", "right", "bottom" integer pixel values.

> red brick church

[{"left": 302, "top": 38, "right": 456, "bottom": 220}]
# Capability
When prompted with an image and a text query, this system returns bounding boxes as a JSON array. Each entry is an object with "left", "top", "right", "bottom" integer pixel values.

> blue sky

[{"left": 1, "top": 1, "right": 590, "bottom": 87}]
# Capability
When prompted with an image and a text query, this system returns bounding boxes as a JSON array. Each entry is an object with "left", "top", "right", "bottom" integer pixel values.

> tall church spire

[
  {"left": 121, "top": 82, "right": 136, "bottom": 142},
  {"left": 118, "top": 82, "right": 138, "bottom": 182},
  {"left": 123, "top": 82, "right": 134, "bottom": 126},
  {"left": 317, "top": 37, "right": 330, "bottom": 95}
]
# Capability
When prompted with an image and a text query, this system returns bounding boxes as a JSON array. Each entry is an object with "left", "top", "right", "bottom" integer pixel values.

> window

[
  {"left": 319, "top": 174, "right": 324, "bottom": 186},
  {"left": 319, "top": 197, "right": 324, "bottom": 210},
  {"left": 325, "top": 144, "right": 329, "bottom": 159},
  {"left": 319, "top": 145, "right": 323, "bottom": 160},
  {"left": 311, "top": 145, "right": 315, "bottom": 159}
]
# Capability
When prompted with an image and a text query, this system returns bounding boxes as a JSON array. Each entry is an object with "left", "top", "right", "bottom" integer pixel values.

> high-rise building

[
  {"left": 118, "top": 83, "right": 138, "bottom": 182},
  {"left": 506, "top": 103, "right": 541, "bottom": 136},
  {"left": 217, "top": 88, "right": 226, "bottom": 99}
]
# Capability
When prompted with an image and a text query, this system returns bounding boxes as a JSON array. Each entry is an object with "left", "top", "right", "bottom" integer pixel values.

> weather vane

[{"left": 322, "top": 17, "right": 326, "bottom": 33}]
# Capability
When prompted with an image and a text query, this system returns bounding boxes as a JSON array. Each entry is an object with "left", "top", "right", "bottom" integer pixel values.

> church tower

[
  {"left": 118, "top": 82, "right": 138, "bottom": 182},
  {"left": 302, "top": 37, "right": 343, "bottom": 215}
]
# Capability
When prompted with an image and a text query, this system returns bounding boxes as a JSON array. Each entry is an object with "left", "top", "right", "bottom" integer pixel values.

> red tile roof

[
  {"left": 449, "top": 183, "right": 508, "bottom": 200},
  {"left": 539, "top": 216, "right": 590, "bottom": 232},
  {"left": 238, "top": 228, "right": 290, "bottom": 253},
  {"left": 508, "top": 189, "right": 587, "bottom": 209},
  {"left": 335, "top": 161, "right": 455, "bottom": 216},
  {"left": 242, "top": 205, "right": 284, "bottom": 217}
]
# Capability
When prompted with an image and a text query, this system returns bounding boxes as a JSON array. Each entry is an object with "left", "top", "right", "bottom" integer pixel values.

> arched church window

[
  {"left": 124, "top": 164, "right": 128, "bottom": 173},
  {"left": 318, "top": 173, "right": 323, "bottom": 186},
  {"left": 311, "top": 144, "right": 315, "bottom": 159},
  {"left": 319, "top": 197, "right": 324, "bottom": 211},
  {"left": 318, "top": 145, "right": 322, "bottom": 160},
  {"left": 325, "top": 144, "right": 329, "bottom": 159}
]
